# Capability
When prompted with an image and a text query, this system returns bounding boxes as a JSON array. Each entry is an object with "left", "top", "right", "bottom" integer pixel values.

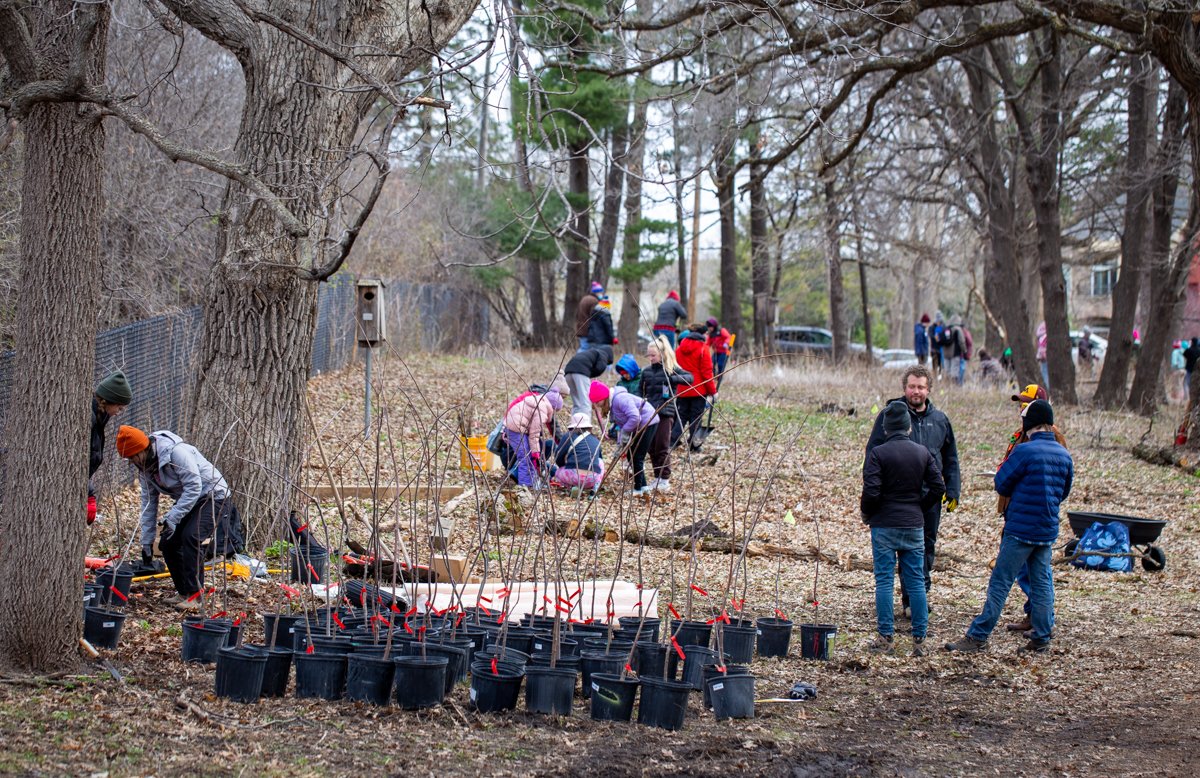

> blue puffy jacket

[{"left": 994, "top": 431, "right": 1074, "bottom": 543}]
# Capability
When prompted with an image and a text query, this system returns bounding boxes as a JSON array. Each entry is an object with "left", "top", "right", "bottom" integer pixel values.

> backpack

[{"left": 1071, "top": 521, "right": 1132, "bottom": 573}]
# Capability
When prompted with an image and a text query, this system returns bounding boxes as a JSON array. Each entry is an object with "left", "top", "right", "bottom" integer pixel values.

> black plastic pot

[
  {"left": 579, "top": 650, "right": 625, "bottom": 700},
  {"left": 582, "top": 638, "right": 634, "bottom": 655},
  {"left": 707, "top": 671, "right": 755, "bottom": 720},
  {"left": 351, "top": 641, "right": 392, "bottom": 658},
  {"left": 681, "top": 646, "right": 728, "bottom": 691},
  {"left": 346, "top": 653, "right": 396, "bottom": 706},
  {"left": 525, "top": 665, "right": 575, "bottom": 715},
  {"left": 701, "top": 664, "right": 751, "bottom": 708},
  {"left": 83, "top": 606, "right": 125, "bottom": 649},
  {"left": 531, "top": 635, "right": 579, "bottom": 657},
  {"left": 294, "top": 651, "right": 347, "bottom": 700},
  {"left": 299, "top": 634, "right": 354, "bottom": 655},
  {"left": 637, "top": 676, "right": 691, "bottom": 731},
  {"left": 182, "top": 621, "right": 230, "bottom": 664},
  {"left": 619, "top": 616, "right": 661, "bottom": 643},
  {"left": 410, "top": 642, "right": 468, "bottom": 693},
  {"left": 634, "top": 641, "right": 668, "bottom": 679},
  {"left": 82, "top": 583, "right": 101, "bottom": 613},
  {"left": 718, "top": 622, "right": 757, "bottom": 664},
  {"left": 589, "top": 672, "right": 639, "bottom": 722},
  {"left": 204, "top": 618, "right": 242, "bottom": 649},
  {"left": 289, "top": 546, "right": 329, "bottom": 585},
  {"left": 462, "top": 629, "right": 489, "bottom": 659},
  {"left": 393, "top": 655, "right": 448, "bottom": 709},
  {"left": 94, "top": 565, "right": 134, "bottom": 607},
  {"left": 755, "top": 617, "right": 793, "bottom": 658},
  {"left": 469, "top": 662, "right": 524, "bottom": 713},
  {"left": 246, "top": 643, "right": 293, "bottom": 697},
  {"left": 214, "top": 646, "right": 267, "bottom": 703},
  {"left": 799, "top": 623, "right": 838, "bottom": 660},
  {"left": 502, "top": 627, "right": 537, "bottom": 656},
  {"left": 529, "top": 653, "right": 581, "bottom": 674},
  {"left": 475, "top": 647, "right": 530, "bottom": 667},
  {"left": 667, "top": 620, "right": 712, "bottom": 678}
]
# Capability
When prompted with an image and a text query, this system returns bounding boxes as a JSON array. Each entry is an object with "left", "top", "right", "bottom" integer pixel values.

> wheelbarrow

[{"left": 1065, "top": 511, "right": 1167, "bottom": 572}]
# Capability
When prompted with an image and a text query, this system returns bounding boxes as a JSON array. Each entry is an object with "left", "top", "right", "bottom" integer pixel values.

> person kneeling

[
  {"left": 117, "top": 426, "right": 244, "bottom": 611},
  {"left": 861, "top": 402, "right": 945, "bottom": 656},
  {"left": 551, "top": 413, "right": 604, "bottom": 494}
]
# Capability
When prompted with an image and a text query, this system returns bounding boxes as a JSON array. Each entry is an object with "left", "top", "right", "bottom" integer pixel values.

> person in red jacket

[
  {"left": 674, "top": 323, "right": 716, "bottom": 451},
  {"left": 706, "top": 318, "right": 732, "bottom": 389}
]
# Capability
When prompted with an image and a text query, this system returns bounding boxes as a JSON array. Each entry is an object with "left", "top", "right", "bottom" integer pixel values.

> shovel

[{"left": 691, "top": 401, "right": 717, "bottom": 448}]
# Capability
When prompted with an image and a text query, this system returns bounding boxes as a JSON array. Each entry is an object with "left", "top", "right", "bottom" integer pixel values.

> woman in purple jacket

[{"left": 597, "top": 384, "right": 660, "bottom": 495}]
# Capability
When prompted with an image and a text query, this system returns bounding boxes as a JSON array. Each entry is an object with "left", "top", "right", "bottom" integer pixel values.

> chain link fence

[{"left": 0, "top": 275, "right": 489, "bottom": 495}]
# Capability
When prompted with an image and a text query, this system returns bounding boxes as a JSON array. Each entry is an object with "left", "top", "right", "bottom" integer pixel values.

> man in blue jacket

[
  {"left": 946, "top": 400, "right": 1073, "bottom": 654},
  {"left": 866, "top": 365, "right": 959, "bottom": 618}
]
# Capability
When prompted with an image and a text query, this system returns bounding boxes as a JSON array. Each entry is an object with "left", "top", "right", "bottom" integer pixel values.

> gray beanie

[
  {"left": 882, "top": 401, "right": 910, "bottom": 435},
  {"left": 96, "top": 371, "right": 132, "bottom": 405}
]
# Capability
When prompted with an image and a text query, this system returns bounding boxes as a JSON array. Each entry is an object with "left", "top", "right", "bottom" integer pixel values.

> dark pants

[
  {"left": 675, "top": 396, "right": 707, "bottom": 449},
  {"left": 160, "top": 496, "right": 240, "bottom": 598},
  {"left": 713, "top": 353, "right": 728, "bottom": 389},
  {"left": 901, "top": 501, "right": 941, "bottom": 607},
  {"left": 630, "top": 423, "right": 658, "bottom": 490},
  {"left": 649, "top": 417, "right": 673, "bottom": 480}
]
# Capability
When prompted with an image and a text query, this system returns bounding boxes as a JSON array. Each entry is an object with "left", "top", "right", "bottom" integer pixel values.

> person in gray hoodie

[{"left": 116, "top": 426, "right": 244, "bottom": 610}]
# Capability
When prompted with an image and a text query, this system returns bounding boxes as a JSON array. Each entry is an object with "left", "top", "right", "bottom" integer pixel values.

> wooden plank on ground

[{"left": 304, "top": 484, "right": 466, "bottom": 501}]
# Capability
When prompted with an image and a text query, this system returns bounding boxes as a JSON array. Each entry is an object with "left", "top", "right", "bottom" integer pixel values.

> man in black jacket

[
  {"left": 563, "top": 348, "right": 609, "bottom": 415},
  {"left": 88, "top": 371, "right": 132, "bottom": 523},
  {"left": 862, "top": 401, "right": 945, "bottom": 655},
  {"left": 866, "top": 365, "right": 959, "bottom": 618}
]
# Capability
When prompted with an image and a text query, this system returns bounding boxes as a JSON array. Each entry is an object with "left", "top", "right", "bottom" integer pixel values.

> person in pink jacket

[{"left": 504, "top": 388, "right": 563, "bottom": 487}]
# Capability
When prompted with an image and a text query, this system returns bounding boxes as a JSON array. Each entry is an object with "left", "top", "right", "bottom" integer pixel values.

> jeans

[
  {"left": 954, "top": 355, "right": 966, "bottom": 385},
  {"left": 901, "top": 501, "right": 941, "bottom": 606},
  {"left": 871, "top": 527, "right": 927, "bottom": 639},
  {"left": 967, "top": 533, "right": 1055, "bottom": 643},
  {"left": 713, "top": 353, "right": 728, "bottom": 389},
  {"left": 654, "top": 329, "right": 676, "bottom": 347},
  {"left": 1039, "top": 360, "right": 1050, "bottom": 390}
]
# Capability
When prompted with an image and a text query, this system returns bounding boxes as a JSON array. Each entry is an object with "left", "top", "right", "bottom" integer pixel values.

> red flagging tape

[
  {"left": 624, "top": 663, "right": 634, "bottom": 675},
  {"left": 332, "top": 613, "right": 346, "bottom": 630},
  {"left": 455, "top": 612, "right": 465, "bottom": 627},
  {"left": 404, "top": 621, "right": 414, "bottom": 635},
  {"left": 671, "top": 637, "right": 686, "bottom": 660},
  {"left": 491, "top": 657, "right": 499, "bottom": 675},
  {"left": 305, "top": 644, "right": 314, "bottom": 654},
  {"left": 570, "top": 587, "right": 583, "bottom": 600},
  {"left": 668, "top": 603, "right": 681, "bottom": 619},
  {"left": 775, "top": 608, "right": 788, "bottom": 620},
  {"left": 479, "top": 596, "right": 492, "bottom": 605},
  {"left": 391, "top": 602, "right": 402, "bottom": 614},
  {"left": 731, "top": 598, "right": 745, "bottom": 611},
  {"left": 295, "top": 523, "right": 308, "bottom": 534},
  {"left": 405, "top": 606, "right": 418, "bottom": 617},
  {"left": 233, "top": 613, "right": 244, "bottom": 626},
  {"left": 213, "top": 610, "right": 228, "bottom": 619},
  {"left": 691, "top": 584, "right": 709, "bottom": 596},
  {"left": 187, "top": 591, "right": 203, "bottom": 602},
  {"left": 280, "top": 584, "right": 299, "bottom": 599},
  {"left": 108, "top": 586, "right": 127, "bottom": 602},
  {"left": 307, "top": 562, "right": 320, "bottom": 583}
]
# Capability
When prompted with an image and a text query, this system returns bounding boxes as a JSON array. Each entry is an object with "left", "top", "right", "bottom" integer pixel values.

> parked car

[
  {"left": 880, "top": 349, "right": 919, "bottom": 369},
  {"left": 774, "top": 326, "right": 833, "bottom": 356},
  {"left": 1069, "top": 330, "right": 1108, "bottom": 364}
]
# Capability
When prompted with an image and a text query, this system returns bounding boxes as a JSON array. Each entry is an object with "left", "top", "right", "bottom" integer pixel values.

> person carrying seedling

[
  {"left": 116, "top": 426, "right": 244, "bottom": 611},
  {"left": 861, "top": 401, "right": 945, "bottom": 656},
  {"left": 866, "top": 365, "right": 959, "bottom": 619},
  {"left": 999, "top": 385, "right": 1068, "bottom": 636},
  {"left": 946, "top": 400, "right": 1072, "bottom": 655},
  {"left": 88, "top": 371, "right": 132, "bottom": 524}
]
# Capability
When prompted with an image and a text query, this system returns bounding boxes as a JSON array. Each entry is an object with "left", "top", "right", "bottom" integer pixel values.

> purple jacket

[{"left": 610, "top": 386, "right": 659, "bottom": 433}]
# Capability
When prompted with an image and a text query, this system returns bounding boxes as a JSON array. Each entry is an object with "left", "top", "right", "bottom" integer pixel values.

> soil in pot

[
  {"left": 83, "top": 606, "right": 125, "bottom": 650},
  {"left": 579, "top": 650, "right": 625, "bottom": 700},
  {"left": 346, "top": 653, "right": 396, "bottom": 706},
  {"left": 214, "top": 646, "right": 267, "bottom": 703},
  {"left": 524, "top": 665, "right": 575, "bottom": 715},
  {"left": 181, "top": 621, "right": 230, "bottom": 664},
  {"left": 799, "top": 623, "right": 838, "bottom": 660},
  {"left": 637, "top": 676, "right": 692, "bottom": 731},
  {"left": 755, "top": 617, "right": 793, "bottom": 658},
  {"left": 589, "top": 672, "right": 639, "bottom": 722},
  {"left": 707, "top": 671, "right": 756, "bottom": 720},
  {"left": 246, "top": 643, "right": 293, "bottom": 697},
  {"left": 293, "top": 652, "right": 348, "bottom": 700},
  {"left": 469, "top": 662, "right": 524, "bottom": 713},
  {"left": 393, "top": 655, "right": 449, "bottom": 709}
]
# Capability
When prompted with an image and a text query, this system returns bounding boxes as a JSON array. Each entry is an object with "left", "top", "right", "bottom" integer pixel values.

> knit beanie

[
  {"left": 96, "top": 371, "right": 132, "bottom": 405},
  {"left": 882, "top": 401, "right": 910, "bottom": 435},
  {"left": 544, "top": 389, "right": 563, "bottom": 412},
  {"left": 1022, "top": 399, "right": 1054, "bottom": 432},
  {"left": 116, "top": 425, "right": 150, "bottom": 457},
  {"left": 591, "top": 282, "right": 604, "bottom": 295},
  {"left": 588, "top": 381, "right": 610, "bottom": 404},
  {"left": 706, "top": 318, "right": 718, "bottom": 328},
  {"left": 667, "top": 290, "right": 680, "bottom": 301}
]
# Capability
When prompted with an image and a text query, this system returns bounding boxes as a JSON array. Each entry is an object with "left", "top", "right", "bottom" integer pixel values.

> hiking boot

[
  {"left": 868, "top": 634, "right": 894, "bottom": 654},
  {"left": 1006, "top": 615, "right": 1032, "bottom": 632},
  {"left": 1017, "top": 639, "right": 1051, "bottom": 655},
  {"left": 911, "top": 637, "right": 929, "bottom": 657},
  {"left": 944, "top": 635, "right": 987, "bottom": 653},
  {"left": 174, "top": 596, "right": 201, "bottom": 613}
]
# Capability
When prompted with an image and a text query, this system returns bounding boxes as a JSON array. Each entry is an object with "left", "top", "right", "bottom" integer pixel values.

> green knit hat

[{"left": 95, "top": 371, "right": 132, "bottom": 405}]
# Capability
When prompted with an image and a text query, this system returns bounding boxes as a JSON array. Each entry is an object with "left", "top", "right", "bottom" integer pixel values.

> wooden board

[{"left": 303, "top": 484, "right": 466, "bottom": 501}]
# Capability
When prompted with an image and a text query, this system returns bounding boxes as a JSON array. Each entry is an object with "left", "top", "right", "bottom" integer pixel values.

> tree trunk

[
  {"left": 715, "top": 139, "right": 741, "bottom": 336},
  {"left": 1095, "top": 55, "right": 1154, "bottom": 408},
  {"left": 823, "top": 168, "right": 849, "bottom": 362},
  {"left": 618, "top": 101, "right": 647, "bottom": 349},
  {"left": 1023, "top": 31, "right": 1077, "bottom": 403},
  {"left": 525, "top": 256, "right": 550, "bottom": 347},
  {"left": 749, "top": 147, "right": 770, "bottom": 355},
  {"left": 594, "top": 126, "right": 628, "bottom": 288},
  {"left": 1131, "top": 79, "right": 1190, "bottom": 415},
  {"left": 562, "top": 142, "right": 591, "bottom": 334},
  {"left": 0, "top": 1, "right": 108, "bottom": 672}
]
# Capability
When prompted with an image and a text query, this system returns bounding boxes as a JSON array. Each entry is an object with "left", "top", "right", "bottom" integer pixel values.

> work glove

[
  {"left": 141, "top": 544, "right": 154, "bottom": 566},
  {"left": 943, "top": 495, "right": 958, "bottom": 512},
  {"left": 159, "top": 520, "right": 176, "bottom": 543},
  {"left": 86, "top": 495, "right": 97, "bottom": 525}
]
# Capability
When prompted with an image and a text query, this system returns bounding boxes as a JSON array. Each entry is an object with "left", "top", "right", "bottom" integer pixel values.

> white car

[{"left": 880, "top": 349, "right": 919, "bottom": 369}]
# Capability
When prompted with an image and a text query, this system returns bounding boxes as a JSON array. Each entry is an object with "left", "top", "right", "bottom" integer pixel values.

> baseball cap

[{"left": 1011, "top": 384, "right": 1048, "bottom": 405}]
